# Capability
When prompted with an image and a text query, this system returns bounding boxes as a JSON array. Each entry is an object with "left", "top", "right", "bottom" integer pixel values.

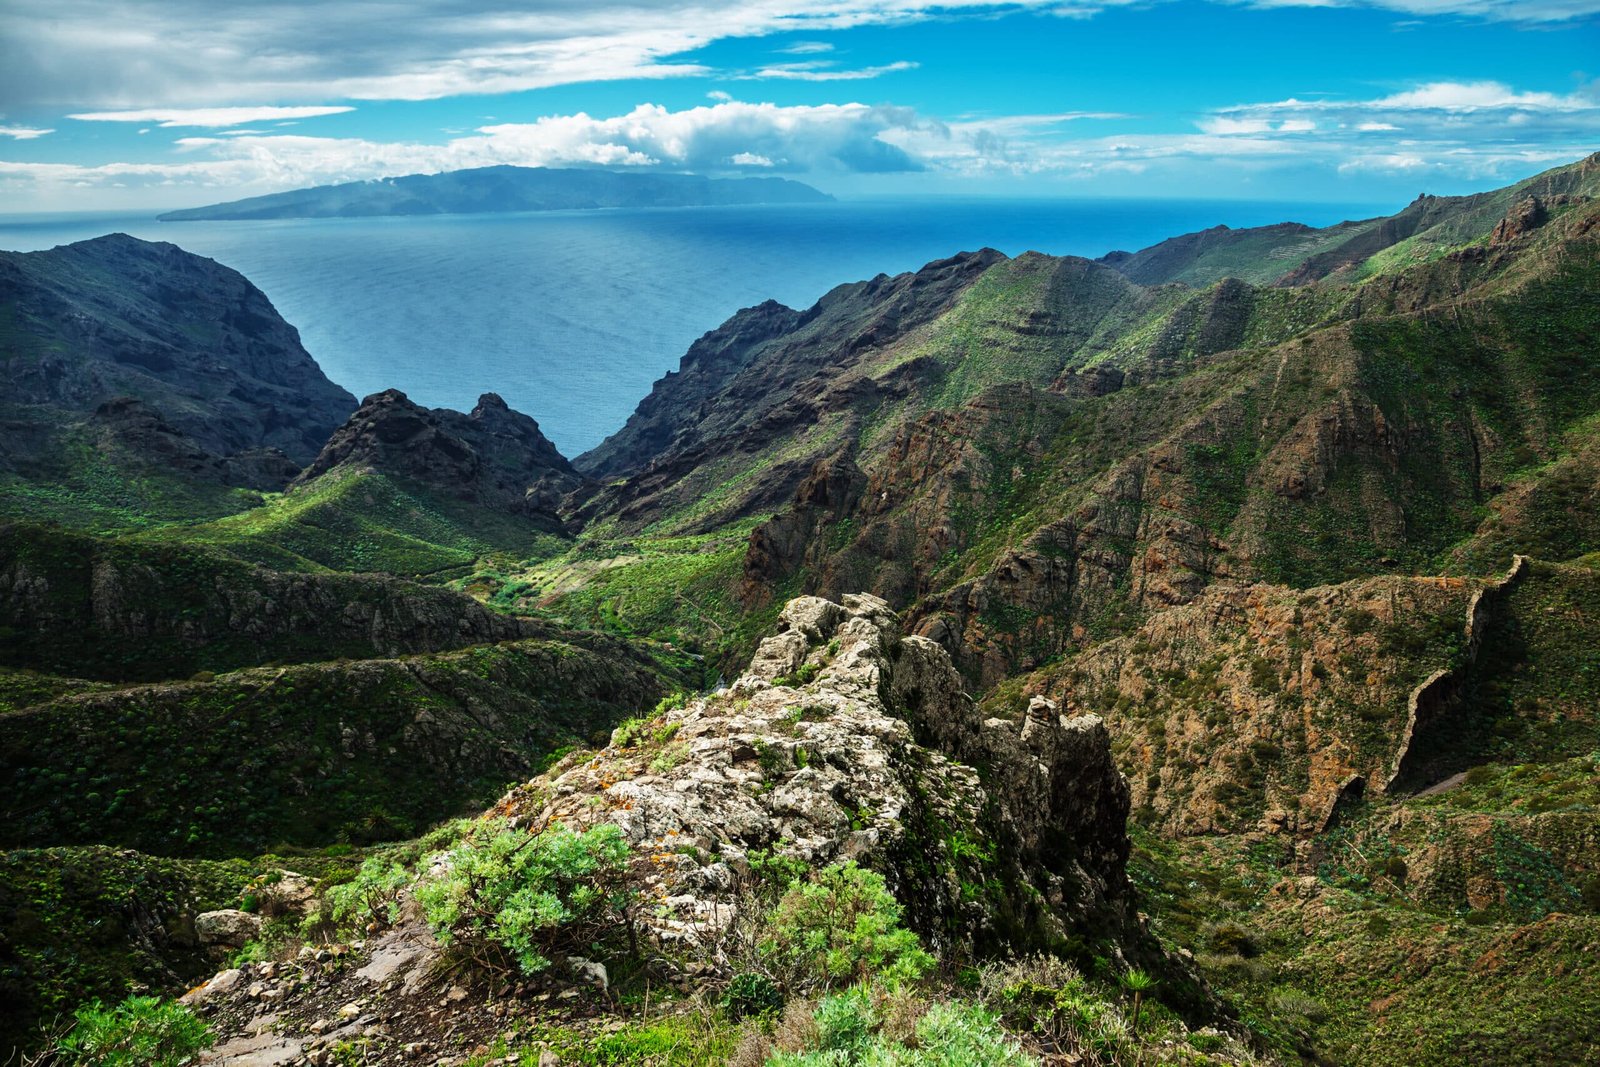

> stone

[
  {"left": 179, "top": 968, "right": 244, "bottom": 1006},
  {"left": 196, "top": 909, "right": 262, "bottom": 948},
  {"left": 566, "top": 956, "right": 609, "bottom": 991}
]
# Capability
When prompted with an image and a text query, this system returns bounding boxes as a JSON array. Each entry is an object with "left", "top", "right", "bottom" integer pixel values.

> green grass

[{"left": 140, "top": 467, "right": 568, "bottom": 578}]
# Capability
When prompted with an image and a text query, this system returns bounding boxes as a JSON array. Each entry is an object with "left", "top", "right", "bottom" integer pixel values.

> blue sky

[{"left": 1, "top": 0, "right": 1596, "bottom": 211}]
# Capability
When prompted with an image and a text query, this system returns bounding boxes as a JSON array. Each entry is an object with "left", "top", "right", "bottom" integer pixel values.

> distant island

[{"left": 156, "top": 164, "right": 833, "bottom": 221}]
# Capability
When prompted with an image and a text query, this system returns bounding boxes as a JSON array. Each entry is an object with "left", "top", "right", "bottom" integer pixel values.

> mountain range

[
  {"left": 2, "top": 152, "right": 1598, "bottom": 1065},
  {"left": 156, "top": 164, "right": 833, "bottom": 222}
]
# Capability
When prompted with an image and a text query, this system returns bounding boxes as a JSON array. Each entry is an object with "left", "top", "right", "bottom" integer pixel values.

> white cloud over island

[{"left": 2, "top": 80, "right": 1594, "bottom": 210}]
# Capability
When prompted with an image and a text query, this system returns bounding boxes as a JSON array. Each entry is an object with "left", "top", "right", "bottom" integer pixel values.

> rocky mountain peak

[
  {"left": 0, "top": 233, "right": 356, "bottom": 465},
  {"left": 293, "top": 389, "right": 581, "bottom": 524}
]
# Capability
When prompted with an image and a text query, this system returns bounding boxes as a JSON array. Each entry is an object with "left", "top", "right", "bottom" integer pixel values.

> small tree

[
  {"left": 1120, "top": 968, "right": 1155, "bottom": 1032},
  {"left": 761, "top": 861, "right": 933, "bottom": 992},
  {"left": 414, "top": 818, "right": 632, "bottom": 974}
]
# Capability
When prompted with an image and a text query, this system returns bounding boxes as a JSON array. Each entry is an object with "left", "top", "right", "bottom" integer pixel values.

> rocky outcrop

[
  {"left": 293, "top": 389, "right": 581, "bottom": 524},
  {"left": 155, "top": 594, "right": 1209, "bottom": 1067},
  {"left": 1491, "top": 196, "right": 1551, "bottom": 244},
  {"left": 0, "top": 233, "right": 355, "bottom": 464},
  {"left": 523, "top": 593, "right": 1145, "bottom": 962}
]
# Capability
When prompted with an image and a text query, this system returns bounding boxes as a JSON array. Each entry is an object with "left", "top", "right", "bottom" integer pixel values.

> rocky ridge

[{"left": 294, "top": 389, "right": 582, "bottom": 526}]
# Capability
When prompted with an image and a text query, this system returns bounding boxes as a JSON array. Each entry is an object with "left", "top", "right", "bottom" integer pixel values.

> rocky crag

[{"left": 295, "top": 389, "right": 583, "bottom": 527}]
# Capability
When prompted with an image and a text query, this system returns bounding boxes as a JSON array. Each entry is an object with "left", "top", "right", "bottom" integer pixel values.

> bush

[
  {"left": 327, "top": 856, "right": 409, "bottom": 928},
  {"left": 1582, "top": 875, "right": 1600, "bottom": 913},
  {"left": 768, "top": 989, "right": 1036, "bottom": 1067},
  {"left": 726, "top": 972, "right": 785, "bottom": 1020},
  {"left": 414, "top": 818, "right": 631, "bottom": 974},
  {"left": 761, "top": 862, "right": 933, "bottom": 992},
  {"left": 50, "top": 996, "right": 210, "bottom": 1067}
]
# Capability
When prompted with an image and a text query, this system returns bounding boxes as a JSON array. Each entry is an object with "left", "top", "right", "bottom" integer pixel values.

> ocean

[{"left": 0, "top": 197, "right": 1385, "bottom": 457}]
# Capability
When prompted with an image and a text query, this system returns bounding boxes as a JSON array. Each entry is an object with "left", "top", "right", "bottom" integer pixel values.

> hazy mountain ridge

[{"left": 156, "top": 164, "right": 833, "bottom": 222}]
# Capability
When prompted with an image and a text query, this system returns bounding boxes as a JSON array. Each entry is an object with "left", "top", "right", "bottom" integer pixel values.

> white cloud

[
  {"left": 0, "top": 125, "right": 53, "bottom": 139},
  {"left": 776, "top": 41, "right": 836, "bottom": 54},
  {"left": 746, "top": 60, "right": 918, "bottom": 81},
  {"left": 8, "top": 0, "right": 1594, "bottom": 112},
  {"left": 67, "top": 105, "right": 355, "bottom": 127},
  {"left": 0, "top": 100, "right": 933, "bottom": 208},
  {"left": 1240, "top": 0, "right": 1600, "bottom": 21}
]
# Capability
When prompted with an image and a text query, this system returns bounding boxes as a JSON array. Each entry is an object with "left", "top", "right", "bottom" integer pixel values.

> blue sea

[{"left": 0, "top": 198, "right": 1384, "bottom": 456}]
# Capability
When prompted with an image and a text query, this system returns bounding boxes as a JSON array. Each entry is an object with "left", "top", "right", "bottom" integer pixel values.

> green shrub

[
  {"left": 327, "top": 856, "right": 410, "bottom": 928},
  {"left": 768, "top": 990, "right": 1036, "bottom": 1066},
  {"left": 913, "top": 1001, "right": 1035, "bottom": 1066},
  {"left": 725, "top": 972, "right": 785, "bottom": 1020},
  {"left": 1206, "top": 920, "right": 1259, "bottom": 958},
  {"left": 51, "top": 996, "right": 210, "bottom": 1067},
  {"left": 761, "top": 861, "right": 933, "bottom": 992},
  {"left": 414, "top": 818, "right": 631, "bottom": 974},
  {"left": 1581, "top": 875, "right": 1600, "bottom": 913}
]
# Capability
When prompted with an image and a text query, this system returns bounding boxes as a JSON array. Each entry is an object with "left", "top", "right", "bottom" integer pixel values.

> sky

[{"left": 0, "top": 0, "right": 1597, "bottom": 212}]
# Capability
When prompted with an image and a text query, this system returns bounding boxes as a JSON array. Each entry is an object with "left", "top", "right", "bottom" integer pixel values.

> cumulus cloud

[
  {"left": 0, "top": 100, "right": 933, "bottom": 206},
  {"left": 67, "top": 105, "right": 356, "bottom": 127}
]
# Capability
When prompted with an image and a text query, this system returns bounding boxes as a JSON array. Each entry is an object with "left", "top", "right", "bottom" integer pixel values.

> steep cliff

[{"left": 0, "top": 234, "right": 356, "bottom": 466}]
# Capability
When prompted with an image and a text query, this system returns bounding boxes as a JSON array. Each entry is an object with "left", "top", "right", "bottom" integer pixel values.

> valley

[{"left": 2, "top": 153, "right": 1598, "bottom": 1066}]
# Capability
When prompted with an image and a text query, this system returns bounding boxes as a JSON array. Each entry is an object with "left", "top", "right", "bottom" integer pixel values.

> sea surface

[{"left": 0, "top": 198, "right": 1385, "bottom": 457}]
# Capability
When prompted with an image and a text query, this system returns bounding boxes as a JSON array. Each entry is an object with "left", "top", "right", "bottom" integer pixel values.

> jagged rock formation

[
  {"left": 523, "top": 593, "right": 1149, "bottom": 965},
  {"left": 294, "top": 389, "right": 582, "bottom": 524},
  {"left": 0, "top": 233, "right": 356, "bottom": 466},
  {"left": 170, "top": 594, "right": 1199, "bottom": 1066}
]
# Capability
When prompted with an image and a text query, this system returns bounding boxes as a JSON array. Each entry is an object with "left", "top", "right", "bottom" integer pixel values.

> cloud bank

[{"left": 3, "top": 80, "right": 1593, "bottom": 210}]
